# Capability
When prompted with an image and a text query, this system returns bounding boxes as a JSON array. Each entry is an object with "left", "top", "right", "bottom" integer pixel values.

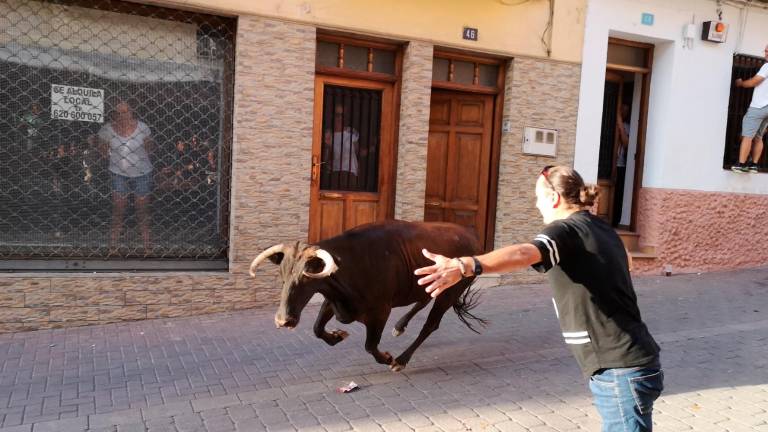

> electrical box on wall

[
  {"left": 522, "top": 127, "right": 557, "bottom": 157},
  {"left": 702, "top": 21, "right": 728, "bottom": 43}
]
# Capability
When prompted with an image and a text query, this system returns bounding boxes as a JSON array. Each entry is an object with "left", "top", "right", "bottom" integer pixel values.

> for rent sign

[{"left": 51, "top": 84, "right": 104, "bottom": 123}]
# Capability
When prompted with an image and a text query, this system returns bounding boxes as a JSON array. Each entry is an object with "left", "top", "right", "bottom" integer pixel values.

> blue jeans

[
  {"left": 589, "top": 367, "right": 664, "bottom": 432},
  {"left": 111, "top": 172, "right": 153, "bottom": 197}
]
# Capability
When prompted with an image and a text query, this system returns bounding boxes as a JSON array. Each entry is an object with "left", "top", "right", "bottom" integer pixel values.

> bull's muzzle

[{"left": 274, "top": 314, "right": 298, "bottom": 329}]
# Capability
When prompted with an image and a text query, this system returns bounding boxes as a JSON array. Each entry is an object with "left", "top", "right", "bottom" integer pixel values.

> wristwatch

[{"left": 471, "top": 256, "right": 483, "bottom": 276}]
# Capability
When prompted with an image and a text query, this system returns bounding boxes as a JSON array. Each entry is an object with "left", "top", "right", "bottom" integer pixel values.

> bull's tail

[{"left": 452, "top": 280, "right": 488, "bottom": 334}]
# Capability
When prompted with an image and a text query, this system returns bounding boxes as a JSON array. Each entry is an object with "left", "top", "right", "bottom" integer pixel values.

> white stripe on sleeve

[
  {"left": 565, "top": 337, "right": 591, "bottom": 345},
  {"left": 562, "top": 331, "right": 588, "bottom": 338},
  {"left": 536, "top": 234, "right": 560, "bottom": 264}
]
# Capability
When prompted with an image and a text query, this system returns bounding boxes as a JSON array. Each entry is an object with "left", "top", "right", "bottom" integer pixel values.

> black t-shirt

[{"left": 531, "top": 210, "right": 660, "bottom": 377}]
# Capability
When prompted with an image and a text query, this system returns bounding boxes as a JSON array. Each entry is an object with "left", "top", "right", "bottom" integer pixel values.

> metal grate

[
  {"left": 723, "top": 53, "right": 767, "bottom": 171},
  {"left": 0, "top": 0, "right": 235, "bottom": 269},
  {"left": 319, "top": 85, "right": 381, "bottom": 192}
]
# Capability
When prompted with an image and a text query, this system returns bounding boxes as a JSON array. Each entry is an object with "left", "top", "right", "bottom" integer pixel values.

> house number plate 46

[{"left": 463, "top": 27, "right": 478, "bottom": 41}]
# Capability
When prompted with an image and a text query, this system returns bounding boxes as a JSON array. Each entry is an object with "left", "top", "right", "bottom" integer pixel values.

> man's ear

[{"left": 551, "top": 191, "right": 562, "bottom": 208}]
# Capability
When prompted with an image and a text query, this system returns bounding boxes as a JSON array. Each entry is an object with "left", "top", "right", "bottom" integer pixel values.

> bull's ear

[
  {"left": 304, "top": 256, "right": 325, "bottom": 273},
  {"left": 302, "top": 248, "right": 338, "bottom": 278},
  {"left": 267, "top": 253, "right": 284, "bottom": 265}
]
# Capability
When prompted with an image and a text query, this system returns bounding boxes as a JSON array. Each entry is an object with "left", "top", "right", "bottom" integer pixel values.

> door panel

[
  {"left": 597, "top": 73, "right": 623, "bottom": 224},
  {"left": 319, "top": 199, "right": 344, "bottom": 240},
  {"left": 425, "top": 91, "right": 493, "bottom": 248},
  {"left": 349, "top": 199, "right": 378, "bottom": 229},
  {"left": 309, "top": 76, "right": 394, "bottom": 243},
  {"left": 596, "top": 179, "right": 613, "bottom": 221},
  {"left": 431, "top": 99, "right": 451, "bottom": 125},
  {"left": 456, "top": 100, "right": 484, "bottom": 126},
  {"left": 454, "top": 133, "right": 482, "bottom": 202}
]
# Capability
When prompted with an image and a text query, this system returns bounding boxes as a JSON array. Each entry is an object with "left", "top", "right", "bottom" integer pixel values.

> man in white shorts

[{"left": 732, "top": 44, "right": 768, "bottom": 173}]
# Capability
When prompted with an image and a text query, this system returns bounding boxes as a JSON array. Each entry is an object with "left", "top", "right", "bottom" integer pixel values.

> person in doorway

[
  {"left": 415, "top": 165, "right": 663, "bottom": 432},
  {"left": 323, "top": 102, "right": 361, "bottom": 190},
  {"left": 93, "top": 99, "right": 154, "bottom": 251},
  {"left": 613, "top": 104, "right": 630, "bottom": 226},
  {"left": 732, "top": 44, "right": 768, "bottom": 173}
]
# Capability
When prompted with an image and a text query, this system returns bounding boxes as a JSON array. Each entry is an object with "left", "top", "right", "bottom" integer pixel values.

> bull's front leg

[
  {"left": 313, "top": 299, "right": 348, "bottom": 346},
  {"left": 364, "top": 310, "right": 393, "bottom": 366}
]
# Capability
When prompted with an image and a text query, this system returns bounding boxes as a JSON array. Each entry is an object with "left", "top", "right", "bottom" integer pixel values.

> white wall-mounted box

[{"left": 523, "top": 127, "right": 558, "bottom": 157}]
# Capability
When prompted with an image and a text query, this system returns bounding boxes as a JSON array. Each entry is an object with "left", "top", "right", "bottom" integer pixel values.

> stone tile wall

[
  {"left": 394, "top": 41, "right": 433, "bottom": 221},
  {"left": 494, "top": 57, "right": 582, "bottom": 284}
]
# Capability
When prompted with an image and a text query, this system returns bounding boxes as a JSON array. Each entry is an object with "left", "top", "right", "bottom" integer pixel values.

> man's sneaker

[
  {"left": 731, "top": 163, "right": 748, "bottom": 173},
  {"left": 747, "top": 162, "right": 759, "bottom": 173}
]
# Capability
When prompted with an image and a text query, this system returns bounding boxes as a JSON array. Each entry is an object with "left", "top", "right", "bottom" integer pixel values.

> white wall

[{"left": 576, "top": 0, "right": 768, "bottom": 194}]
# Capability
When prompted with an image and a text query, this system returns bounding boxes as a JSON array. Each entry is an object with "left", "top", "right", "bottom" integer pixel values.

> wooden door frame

[
  {"left": 313, "top": 32, "right": 403, "bottom": 221},
  {"left": 430, "top": 48, "right": 507, "bottom": 251},
  {"left": 309, "top": 74, "right": 396, "bottom": 241},
  {"left": 607, "top": 37, "right": 653, "bottom": 232}
]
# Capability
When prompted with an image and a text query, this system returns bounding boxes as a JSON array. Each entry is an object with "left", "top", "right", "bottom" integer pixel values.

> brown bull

[{"left": 249, "top": 220, "right": 486, "bottom": 371}]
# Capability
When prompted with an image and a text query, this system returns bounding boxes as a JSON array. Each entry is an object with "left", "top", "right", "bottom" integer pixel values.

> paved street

[{"left": 0, "top": 267, "right": 767, "bottom": 431}]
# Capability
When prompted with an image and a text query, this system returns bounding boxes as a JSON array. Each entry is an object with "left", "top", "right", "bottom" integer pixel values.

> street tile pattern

[{"left": 0, "top": 268, "right": 767, "bottom": 431}]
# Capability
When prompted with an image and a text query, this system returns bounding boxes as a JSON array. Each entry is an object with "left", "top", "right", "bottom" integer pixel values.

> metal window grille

[
  {"left": 723, "top": 54, "right": 767, "bottom": 171},
  {"left": 319, "top": 85, "right": 381, "bottom": 192},
  {"left": 0, "top": 0, "right": 235, "bottom": 270}
]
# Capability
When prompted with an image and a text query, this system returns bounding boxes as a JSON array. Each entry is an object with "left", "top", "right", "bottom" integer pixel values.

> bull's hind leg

[
  {"left": 392, "top": 299, "right": 430, "bottom": 337},
  {"left": 313, "top": 299, "right": 348, "bottom": 346},
  {"left": 390, "top": 288, "right": 463, "bottom": 372},
  {"left": 363, "top": 310, "right": 394, "bottom": 366}
]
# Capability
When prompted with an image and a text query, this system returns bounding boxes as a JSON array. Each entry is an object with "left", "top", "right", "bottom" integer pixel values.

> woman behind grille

[
  {"left": 323, "top": 102, "right": 361, "bottom": 190},
  {"left": 92, "top": 99, "right": 154, "bottom": 252}
]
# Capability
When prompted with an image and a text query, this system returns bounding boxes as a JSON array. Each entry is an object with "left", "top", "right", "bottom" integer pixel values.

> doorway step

[{"left": 616, "top": 229, "right": 657, "bottom": 261}]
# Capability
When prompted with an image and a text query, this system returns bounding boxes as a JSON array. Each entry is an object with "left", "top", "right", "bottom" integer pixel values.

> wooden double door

[
  {"left": 308, "top": 75, "right": 395, "bottom": 243},
  {"left": 424, "top": 90, "right": 494, "bottom": 248}
]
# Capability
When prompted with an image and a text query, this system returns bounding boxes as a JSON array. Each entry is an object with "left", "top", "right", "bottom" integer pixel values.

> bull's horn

[
  {"left": 249, "top": 244, "right": 286, "bottom": 277},
  {"left": 302, "top": 248, "right": 338, "bottom": 279}
]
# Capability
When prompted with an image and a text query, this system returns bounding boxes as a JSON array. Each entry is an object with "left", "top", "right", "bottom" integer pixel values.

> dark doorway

[{"left": 596, "top": 38, "right": 653, "bottom": 231}]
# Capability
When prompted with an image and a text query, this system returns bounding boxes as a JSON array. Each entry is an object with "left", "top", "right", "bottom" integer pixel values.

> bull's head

[{"left": 249, "top": 242, "right": 338, "bottom": 329}]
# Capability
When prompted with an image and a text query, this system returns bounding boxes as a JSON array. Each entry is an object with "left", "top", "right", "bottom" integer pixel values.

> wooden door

[
  {"left": 309, "top": 75, "right": 394, "bottom": 243},
  {"left": 596, "top": 71, "right": 623, "bottom": 223},
  {"left": 424, "top": 90, "right": 494, "bottom": 247}
]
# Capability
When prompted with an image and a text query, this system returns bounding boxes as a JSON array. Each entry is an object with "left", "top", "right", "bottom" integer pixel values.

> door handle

[
  {"left": 311, "top": 156, "right": 325, "bottom": 183},
  {"left": 321, "top": 192, "right": 343, "bottom": 199},
  {"left": 425, "top": 201, "right": 442, "bottom": 207}
]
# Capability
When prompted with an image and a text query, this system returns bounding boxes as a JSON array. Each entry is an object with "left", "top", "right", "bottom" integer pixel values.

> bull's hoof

[
  {"left": 377, "top": 351, "right": 393, "bottom": 365},
  {"left": 326, "top": 329, "right": 349, "bottom": 345},
  {"left": 389, "top": 362, "right": 405, "bottom": 372},
  {"left": 392, "top": 327, "right": 405, "bottom": 337}
]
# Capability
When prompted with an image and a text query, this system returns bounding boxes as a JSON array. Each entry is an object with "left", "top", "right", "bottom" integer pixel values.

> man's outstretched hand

[{"left": 414, "top": 249, "right": 463, "bottom": 298}]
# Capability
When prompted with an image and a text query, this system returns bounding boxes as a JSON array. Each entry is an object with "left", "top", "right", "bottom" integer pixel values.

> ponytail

[{"left": 579, "top": 185, "right": 600, "bottom": 207}]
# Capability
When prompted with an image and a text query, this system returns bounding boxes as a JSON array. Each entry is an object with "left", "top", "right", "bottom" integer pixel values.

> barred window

[
  {"left": 0, "top": 0, "right": 235, "bottom": 270},
  {"left": 319, "top": 85, "right": 382, "bottom": 192},
  {"left": 723, "top": 54, "right": 767, "bottom": 172}
]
